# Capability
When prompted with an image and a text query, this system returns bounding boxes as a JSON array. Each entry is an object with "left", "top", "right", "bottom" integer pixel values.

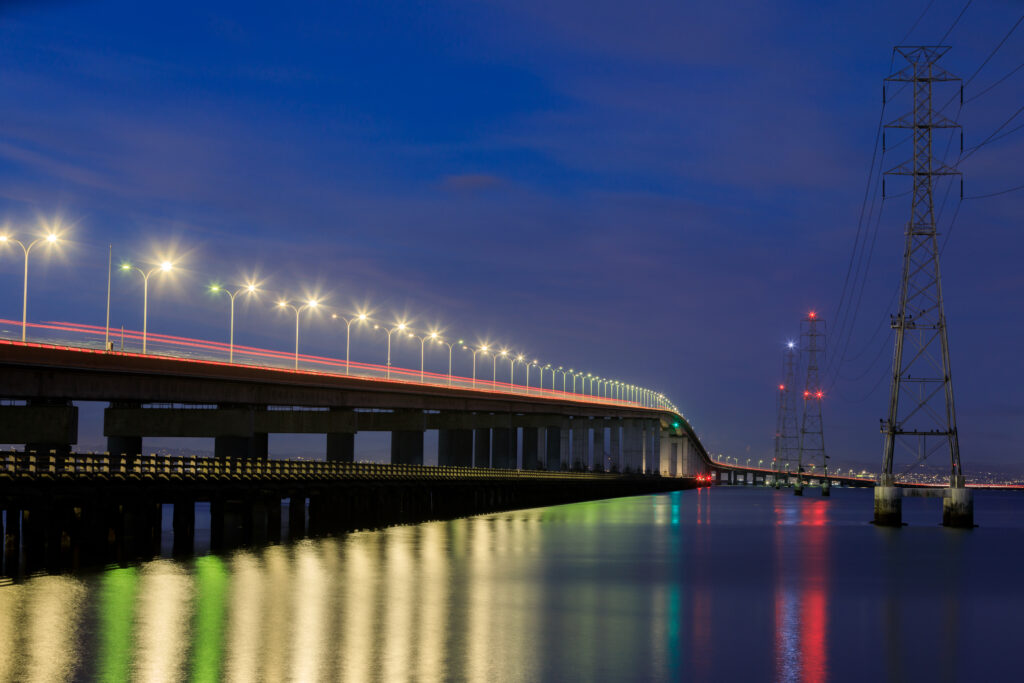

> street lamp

[
  {"left": 121, "top": 259, "right": 174, "bottom": 354},
  {"left": 210, "top": 282, "right": 258, "bottom": 363},
  {"left": 511, "top": 354, "right": 525, "bottom": 392},
  {"left": 526, "top": 359, "right": 538, "bottom": 393},
  {"left": 493, "top": 349, "right": 508, "bottom": 388},
  {"left": 411, "top": 330, "right": 441, "bottom": 383},
  {"left": 434, "top": 336, "right": 462, "bottom": 386},
  {"left": 331, "top": 311, "right": 370, "bottom": 375},
  {"left": 378, "top": 321, "right": 409, "bottom": 380},
  {"left": 0, "top": 230, "right": 62, "bottom": 342},
  {"left": 558, "top": 367, "right": 571, "bottom": 392},
  {"left": 277, "top": 297, "right": 320, "bottom": 370},
  {"left": 463, "top": 343, "right": 489, "bottom": 387},
  {"left": 572, "top": 372, "right": 585, "bottom": 394}
]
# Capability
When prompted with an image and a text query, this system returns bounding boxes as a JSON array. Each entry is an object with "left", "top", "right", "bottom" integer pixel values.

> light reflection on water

[{"left": 0, "top": 488, "right": 1022, "bottom": 681}]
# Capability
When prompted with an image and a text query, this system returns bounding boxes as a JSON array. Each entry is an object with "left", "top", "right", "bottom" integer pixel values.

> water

[{"left": 0, "top": 487, "right": 1021, "bottom": 682}]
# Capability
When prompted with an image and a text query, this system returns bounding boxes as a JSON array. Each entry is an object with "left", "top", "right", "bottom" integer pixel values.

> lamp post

[
  {"left": 493, "top": 349, "right": 508, "bottom": 388},
  {"left": 331, "top": 311, "right": 370, "bottom": 375},
  {"left": 464, "top": 344, "right": 489, "bottom": 387},
  {"left": 572, "top": 372, "right": 584, "bottom": 394},
  {"left": 121, "top": 259, "right": 173, "bottom": 354},
  {"left": 413, "top": 330, "right": 440, "bottom": 382},
  {"left": 511, "top": 354, "right": 525, "bottom": 392},
  {"left": 210, "top": 282, "right": 258, "bottom": 363},
  {"left": 436, "top": 337, "right": 462, "bottom": 386},
  {"left": 0, "top": 231, "right": 61, "bottom": 342},
  {"left": 277, "top": 297, "right": 320, "bottom": 370},
  {"left": 558, "top": 367, "right": 571, "bottom": 392},
  {"left": 379, "top": 321, "right": 409, "bottom": 380},
  {"left": 527, "top": 360, "right": 538, "bottom": 393}
]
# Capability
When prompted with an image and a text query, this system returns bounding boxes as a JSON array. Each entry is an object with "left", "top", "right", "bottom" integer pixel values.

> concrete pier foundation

[
  {"left": 794, "top": 477, "right": 804, "bottom": 496},
  {"left": 438, "top": 429, "right": 473, "bottom": 467},
  {"left": 592, "top": 426, "right": 606, "bottom": 472},
  {"left": 521, "top": 427, "right": 540, "bottom": 470},
  {"left": 821, "top": 478, "right": 831, "bottom": 496},
  {"left": 545, "top": 426, "right": 561, "bottom": 470},
  {"left": 390, "top": 430, "right": 424, "bottom": 465},
  {"left": 474, "top": 428, "right": 491, "bottom": 468},
  {"left": 609, "top": 422, "right": 621, "bottom": 472},
  {"left": 492, "top": 427, "right": 516, "bottom": 469},
  {"left": 873, "top": 483, "right": 902, "bottom": 526},
  {"left": 571, "top": 421, "right": 587, "bottom": 470},
  {"left": 943, "top": 483, "right": 974, "bottom": 528},
  {"left": 559, "top": 424, "right": 571, "bottom": 470},
  {"left": 326, "top": 432, "right": 355, "bottom": 462}
]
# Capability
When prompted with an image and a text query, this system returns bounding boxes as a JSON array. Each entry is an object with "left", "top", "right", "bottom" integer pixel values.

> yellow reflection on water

[
  {"left": 0, "top": 583, "right": 22, "bottom": 680},
  {"left": 259, "top": 545, "right": 291, "bottom": 680},
  {"left": 134, "top": 561, "right": 192, "bottom": 683},
  {"left": 20, "top": 576, "right": 85, "bottom": 683},
  {"left": 225, "top": 551, "right": 262, "bottom": 683},
  {"left": 382, "top": 528, "right": 415, "bottom": 681},
  {"left": 340, "top": 533, "right": 377, "bottom": 682},
  {"left": 416, "top": 523, "right": 447, "bottom": 681},
  {"left": 290, "top": 541, "right": 329, "bottom": 682}
]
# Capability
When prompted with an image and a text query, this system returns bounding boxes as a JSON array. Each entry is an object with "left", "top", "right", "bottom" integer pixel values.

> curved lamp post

[
  {"left": 464, "top": 344, "right": 490, "bottom": 388},
  {"left": 435, "top": 337, "right": 463, "bottom": 386},
  {"left": 331, "top": 311, "right": 370, "bottom": 375},
  {"left": 380, "top": 321, "right": 410, "bottom": 380},
  {"left": 121, "top": 259, "right": 174, "bottom": 354},
  {"left": 210, "top": 282, "right": 258, "bottom": 363},
  {"left": 0, "top": 231, "right": 61, "bottom": 342},
  {"left": 277, "top": 297, "right": 320, "bottom": 370}
]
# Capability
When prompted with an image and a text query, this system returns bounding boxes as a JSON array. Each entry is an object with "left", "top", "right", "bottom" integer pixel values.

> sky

[{"left": 1, "top": 0, "right": 1022, "bottom": 472}]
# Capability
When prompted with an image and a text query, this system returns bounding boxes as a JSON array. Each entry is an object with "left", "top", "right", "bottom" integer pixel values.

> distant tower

[
  {"left": 797, "top": 312, "right": 828, "bottom": 493},
  {"left": 773, "top": 340, "right": 800, "bottom": 479},
  {"left": 878, "top": 46, "right": 970, "bottom": 526}
]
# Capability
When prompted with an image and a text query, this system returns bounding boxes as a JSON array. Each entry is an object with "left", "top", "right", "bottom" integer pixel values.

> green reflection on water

[
  {"left": 98, "top": 567, "right": 138, "bottom": 683},
  {"left": 191, "top": 555, "right": 228, "bottom": 682}
]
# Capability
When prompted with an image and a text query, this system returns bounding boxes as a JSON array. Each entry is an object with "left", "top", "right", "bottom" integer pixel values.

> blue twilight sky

[{"left": 1, "top": 0, "right": 1022, "bottom": 470}]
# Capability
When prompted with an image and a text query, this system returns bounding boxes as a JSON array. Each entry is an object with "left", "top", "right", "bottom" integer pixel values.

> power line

[
  {"left": 900, "top": 0, "right": 936, "bottom": 45},
  {"left": 939, "top": 0, "right": 973, "bottom": 44},
  {"left": 967, "top": 59, "right": 1024, "bottom": 104},
  {"left": 964, "top": 182, "right": 1024, "bottom": 200}
]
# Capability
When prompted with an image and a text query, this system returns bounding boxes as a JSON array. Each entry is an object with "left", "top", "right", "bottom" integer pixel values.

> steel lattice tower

[
  {"left": 797, "top": 312, "right": 828, "bottom": 479},
  {"left": 773, "top": 341, "right": 800, "bottom": 474},
  {"left": 880, "top": 46, "right": 964, "bottom": 488}
]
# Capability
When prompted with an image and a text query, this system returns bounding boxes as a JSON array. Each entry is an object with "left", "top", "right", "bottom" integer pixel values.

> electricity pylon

[
  {"left": 880, "top": 46, "right": 964, "bottom": 492},
  {"left": 796, "top": 312, "right": 828, "bottom": 495},
  {"left": 773, "top": 340, "right": 800, "bottom": 484}
]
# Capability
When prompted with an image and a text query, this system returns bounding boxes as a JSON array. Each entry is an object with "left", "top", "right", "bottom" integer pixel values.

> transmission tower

[
  {"left": 773, "top": 340, "right": 800, "bottom": 478},
  {"left": 797, "top": 312, "right": 828, "bottom": 490},
  {"left": 880, "top": 46, "right": 964, "bottom": 489}
]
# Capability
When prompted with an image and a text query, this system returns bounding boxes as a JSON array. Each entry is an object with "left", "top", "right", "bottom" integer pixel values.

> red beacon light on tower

[
  {"left": 815, "top": 390, "right": 824, "bottom": 399},
  {"left": 803, "top": 390, "right": 810, "bottom": 398},
  {"left": 779, "top": 384, "right": 785, "bottom": 391},
  {"left": 808, "top": 310, "right": 817, "bottom": 319}
]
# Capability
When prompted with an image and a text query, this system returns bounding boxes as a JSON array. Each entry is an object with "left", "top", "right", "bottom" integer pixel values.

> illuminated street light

[
  {"left": 462, "top": 343, "right": 490, "bottom": 388},
  {"left": 558, "top": 367, "right": 571, "bottom": 392},
  {"left": 409, "top": 329, "right": 441, "bottom": 382},
  {"left": 526, "top": 359, "right": 538, "bottom": 393},
  {"left": 511, "top": 353, "right": 525, "bottom": 391},
  {"left": 493, "top": 349, "right": 508, "bottom": 388},
  {"left": 435, "top": 336, "right": 463, "bottom": 386},
  {"left": 210, "top": 281, "right": 258, "bottom": 363},
  {"left": 378, "top": 320, "right": 409, "bottom": 380},
  {"left": 121, "top": 258, "right": 174, "bottom": 354},
  {"left": 0, "top": 230, "right": 62, "bottom": 342},
  {"left": 277, "top": 297, "right": 321, "bottom": 370},
  {"left": 331, "top": 310, "right": 370, "bottom": 375},
  {"left": 572, "top": 371, "right": 585, "bottom": 394}
]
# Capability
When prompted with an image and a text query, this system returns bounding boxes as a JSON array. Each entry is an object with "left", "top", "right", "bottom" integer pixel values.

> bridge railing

[{"left": 0, "top": 451, "right": 652, "bottom": 484}]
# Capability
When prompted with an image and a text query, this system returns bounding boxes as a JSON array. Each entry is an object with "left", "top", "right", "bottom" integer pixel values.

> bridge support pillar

[
  {"left": 793, "top": 476, "right": 803, "bottom": 495},
  {"left": 592, "top": 424, "right": 606, "bottom": 471},
  {"left": 609, "top": 420, "right": 621, "bottom": 472},
  {"left": 215, "top": 433, "right": 268, "bottom": 460},
  {"left": 873, "top": 482, "right": 901, "bottom": 525},
  {"left": 492, "top": 427, "right": 516, "bottom": 469},
  {"left": 473, "top": 428, "right": 491, "bottom": 468},
  {"left": 942, "top": 480, "right": 973, "bottom": 528},
  {"left": 559, "top": 422, "right": 571, "bottom": 470},
  {"left": 391, "top": 430, "right": 424, "bottom": 465},
  {"left": 821, "top": 478, "right": 831, "bottom": 496},
  {"left": 647, "top": 422, "right": 660, "bottom": 475},
  {"left": 622, "top": 420, "right": 642, "bottom": 473},
  {"left": 326, "top": 432, "right": 355, "bottom": 462},
  {"left": 521, "top": 427, "right": 540, "bottom": 470},
  {"left": 545, "top": 426, "right": 561, "bottom": 470},
  {"left": 571, "top": 420, "right": 587, "bottom": 471},
  {"left": 439, "top": 429, "right": 473, "bottom": 467}
]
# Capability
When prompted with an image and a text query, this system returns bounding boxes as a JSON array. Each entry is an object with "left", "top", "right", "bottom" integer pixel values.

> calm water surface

[{"left": 0, "top": 487, "right": 1022, "bottom": 682}]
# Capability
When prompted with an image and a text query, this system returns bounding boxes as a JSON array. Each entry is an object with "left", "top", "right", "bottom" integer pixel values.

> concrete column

[
  {"left": 215, "top": 433, "right": 268, "bottom": 459},
  {"left": 609, "top": 421, "right": 621, "bottom": 472},
  {"left": 22, "top": 399, "right": 77, "bottom": 456},
  {"left": 943, "top": 484, "right": 973, "bottom": 528},
  {"left": 559, "top": 422, "right": 571, "bottom": 470},
  {"left": 522, "top": 427, "right": 540, "bottom": 470},
  {"left": 439, "top": 429, "right": 473, "bottom": 467},
  {"left": 326, "top": 432, "right": 355, "bottom": 462},
  {"left": 391, "top": 430, "right": 424, "bottom": 465},
  {"left": 646, "top": 421, "right": 660, "bottom": 474},
  {"left": 680, "top": 437, "right": 690, "bottom": 476},
  {"left": 492, "top": 427, "right": 512, "bottom": 469},
  {"left": 571, "top": 420, "right": 587, "bottom": 470},
  {"left": 545, "top": 426, "right": 561, "bottom": 470},
  {"left": 474, "top": 428, "right": 491, "bottom": 468},
  {"left": 873, "top": 484, "right": 901, "bottom": 525},
  {"left": 622, "top": 420, "right": 639, "bottom": 473},
  {"left": 592, "top": 425, "right": 606, "bottom": 471},
  {"left": 666, "top": 439, "right": 677, "bottom": 477}
]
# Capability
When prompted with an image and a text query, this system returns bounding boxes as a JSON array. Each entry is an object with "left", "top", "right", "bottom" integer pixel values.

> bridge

[{"left": 0, "top": 326, "right": 720, "bottom": 577}]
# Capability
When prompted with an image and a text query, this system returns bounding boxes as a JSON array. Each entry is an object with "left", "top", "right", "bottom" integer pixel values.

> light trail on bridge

[{"left": 0, "top": 318, "right": 667, "bottom": 411}]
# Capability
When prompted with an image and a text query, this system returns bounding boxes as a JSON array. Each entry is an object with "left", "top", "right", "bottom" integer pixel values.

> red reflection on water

[{"left": 773, "top": 499, "right": 829, "bottom": 682}]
